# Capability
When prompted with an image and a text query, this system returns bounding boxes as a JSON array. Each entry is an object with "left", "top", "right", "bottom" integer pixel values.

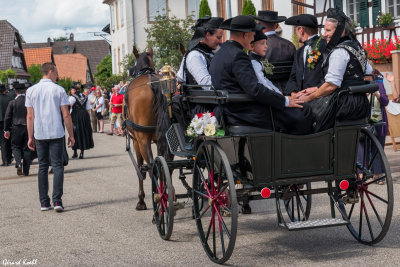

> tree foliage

[
  {"left": 0, "top": 69, "right": 16, "bottom": 85},
  {"left": 57, "top": 77, "right": 73, "bottom": 93},
  {"left": 146, "top": 14, "right": 195, "bottom": 70},
  {"left": 121, "top": 53, "right": 136, "bottom": 80},
  {"left": 199, "top": 0, "right": 212, "bottom": 18},
  {"left": 241, "top": 0, "right": 256, "bottom": 16},
  {"left": 28, "top": 64, "right": 42, "bottom": 84},
  {"left": 53, "top": 36, "right": 68, "bottom": 42}
]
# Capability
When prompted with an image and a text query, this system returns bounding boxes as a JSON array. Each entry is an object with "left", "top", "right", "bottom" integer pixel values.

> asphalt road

[{"left": 1, "top": 130, "right": 399, "bottom": 267}]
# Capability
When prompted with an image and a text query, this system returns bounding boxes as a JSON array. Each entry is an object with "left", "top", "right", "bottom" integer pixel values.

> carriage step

[{"left": 280, "top": 218, "right": 349, "bottom": 231}]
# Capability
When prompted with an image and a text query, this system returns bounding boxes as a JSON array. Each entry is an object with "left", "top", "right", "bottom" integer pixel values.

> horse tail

[{"left": 151, "top": 75, "right": 172, "bottom": 160}]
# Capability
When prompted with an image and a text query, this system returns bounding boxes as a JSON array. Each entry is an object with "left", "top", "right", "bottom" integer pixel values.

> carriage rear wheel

[
  {"left": 283, "top": 183, "right": 312, "bottom": 222},
  {"left": 338, "top": 128, "right": 393, "bottom": 244},
  {"left": 192, "top": 141, "right": 238, "bottom": 264},
  {"left": 151, "top": 156, "right": 174, "bottom": 240}
]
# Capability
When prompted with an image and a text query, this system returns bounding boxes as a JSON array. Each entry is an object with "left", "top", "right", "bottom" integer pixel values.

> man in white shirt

[{"left": 26, "top": 62, "right": 75, "bottom": 212}]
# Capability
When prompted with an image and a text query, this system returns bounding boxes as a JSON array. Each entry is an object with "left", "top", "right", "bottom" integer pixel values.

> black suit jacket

[
  {"left": 285, "top": 35, "right": 327, "bottom": 95},
  {"left": 4, "top": 95, "right": 27, "bottom": 131},
  {"left": 265, "top": 34, "right": 296, "bottom": 63},
  {"left": 209, "top": 41, "right": 286, "bottom": 129},
  {"left": 0, "top": 94, "right": 12, "bottom": 122}
]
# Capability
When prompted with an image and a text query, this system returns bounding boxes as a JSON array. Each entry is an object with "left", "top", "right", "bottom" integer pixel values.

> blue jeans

[{"left": 36, "top": 137, "right": 64, "bottom": 205}]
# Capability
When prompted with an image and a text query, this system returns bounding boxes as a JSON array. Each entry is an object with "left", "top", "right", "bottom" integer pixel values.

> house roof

[
  {"left": 53, "top": 53, "right": 89, "bottom": 84},
  {"left": 23, "top": 39, "right": 110, "bottom": 74},
  {"left": 24, "top": 47, "right": 53, "bottom": 67},
  {"left": 0, "top": 20, "right": 30, "bottom": 77}
]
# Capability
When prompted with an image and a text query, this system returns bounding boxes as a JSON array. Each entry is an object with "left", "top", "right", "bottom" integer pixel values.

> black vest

[
  {"left": 322, "top": 38, "right": 367, "bottom": 89},
  {"left": 72, "top": 94, "right": 88, "bottom": 111},
  {"left": 183, "top": 44, "right": 213, "bottom": 85}
]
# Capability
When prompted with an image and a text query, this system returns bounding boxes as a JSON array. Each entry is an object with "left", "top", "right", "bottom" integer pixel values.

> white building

[{"left": 103, "top": 0, "right": 400, "bottom": 74}]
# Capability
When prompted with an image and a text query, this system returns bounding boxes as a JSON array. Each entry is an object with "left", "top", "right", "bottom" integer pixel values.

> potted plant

[{"left": 377, "top": 12, "right": 394, "bottom": 27}]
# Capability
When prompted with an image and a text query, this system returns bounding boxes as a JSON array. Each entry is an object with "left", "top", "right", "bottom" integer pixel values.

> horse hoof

[
  {"left": 241, "top": 204, "right": 252, "bottom": 214},
  {"left": 136, "top": 202, "right": 147, "bottom": 210}
]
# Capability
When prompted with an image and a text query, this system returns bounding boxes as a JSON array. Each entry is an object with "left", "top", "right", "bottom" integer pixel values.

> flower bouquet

[{"left": 186, "top": 112, "right": 225, "bottom": 138}]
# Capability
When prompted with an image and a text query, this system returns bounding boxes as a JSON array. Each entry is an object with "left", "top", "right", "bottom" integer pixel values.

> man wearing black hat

[
  {"left": 285, "top": 14, "right": 327, "bottom": 96},
  {"left": 252, "top": 11, "right": 296, "bottom": 92},
  {"left": 0, "top": 84, "right": 13, "bottom": 166},
  {"left": 4, "top": 82, "right": 31, "bottom": 176},
  {"left": 209, "top": 15, "right": 313, "bottom": 134},
  {"left": 296, "top": 8, "right": 372, "bottom": 132}
]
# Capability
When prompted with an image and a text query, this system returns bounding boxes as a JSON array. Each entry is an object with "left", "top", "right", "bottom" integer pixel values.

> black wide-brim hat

[
  {"left": 0, "top": 84, "right": 6, "bottom": 92},
  {"left": 285, "top": 14, "right": 324, "bottom": 28},
  {"left": 251, "top": 10, "right": 286, "bottom": 23},
  {"left": 187, "top": 16, "right": 224, "bottom": 51},
  {"left": 251, "top": 31, "right": 268, "bottom": 44},
  {"left": 220, "top": 15, "right": 265, "bottom": 32}
]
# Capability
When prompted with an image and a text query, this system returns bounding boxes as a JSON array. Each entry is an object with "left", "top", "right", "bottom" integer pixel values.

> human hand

[
  {"left": 68, "top": 136, "right": 75, "bottom": 148},
  {"left": 28, "top": 138, "right": 35, "bottom": 151},
  {"left": 4, "top": 131, "right": 10, "bottom": 139},
  {"left": 386, "top": 72, "right": 394, "bottom": 83},
  {"left": 288, "top": 96, "right": 304, "bottom": 108}
]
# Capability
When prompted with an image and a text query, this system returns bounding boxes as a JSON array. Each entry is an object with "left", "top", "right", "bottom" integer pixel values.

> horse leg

[{"left": 133, "top": 139, "right": 147, "bottom": 211}]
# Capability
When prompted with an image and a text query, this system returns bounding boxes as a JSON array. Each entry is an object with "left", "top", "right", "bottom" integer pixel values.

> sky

[{"left": 0, "top": 0, "right": 110, "bottom": 43}]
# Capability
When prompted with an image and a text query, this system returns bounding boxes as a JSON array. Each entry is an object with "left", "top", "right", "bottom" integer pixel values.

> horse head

[{"left": 129, "top": 46, "right": 155, "bottom": 77}]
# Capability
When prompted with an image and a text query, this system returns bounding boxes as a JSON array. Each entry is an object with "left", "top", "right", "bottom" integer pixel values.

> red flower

[
  {"left": 210, "top": 112, "right": 214, "bottom": 117},
  {"left": 197, "top": 113, "right": 203, "bottom": 118}
]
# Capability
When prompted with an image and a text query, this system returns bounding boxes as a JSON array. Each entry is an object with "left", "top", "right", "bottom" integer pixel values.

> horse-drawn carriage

[{"left": 124, "top": 51, "right": 393, "bottom": 264}]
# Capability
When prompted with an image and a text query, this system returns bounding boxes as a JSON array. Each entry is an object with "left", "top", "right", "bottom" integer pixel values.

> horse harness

[{"left": 123, "top": 68, "right": 157, "bottom": 133}]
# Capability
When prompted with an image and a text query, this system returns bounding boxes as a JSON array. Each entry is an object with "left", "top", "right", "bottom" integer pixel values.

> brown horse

[{"left": 123, "top": 47, "right": 171, "bottom": 210}]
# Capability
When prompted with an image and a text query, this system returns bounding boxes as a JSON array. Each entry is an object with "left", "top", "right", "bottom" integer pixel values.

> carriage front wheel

[
  {"left": 192, "top": 141, "right": 238, "bottom": 264},
  {"left": 151, "top": 156, "right": 174, "bottom": 240},
  {"left": 338, "top": 127, "right": 393, "bottom": 245}
]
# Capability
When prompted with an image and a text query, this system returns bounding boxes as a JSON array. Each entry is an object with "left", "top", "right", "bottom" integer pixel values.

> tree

[
  {"left": 241, "top": 0, "right": 256, "bottom": 16},
  {"left": 199, "top": 0, "right": 212, "bottom": 18},
  {"left": 28, "top": 64, "right": 42, "bottom": 84},
  {"left": 0, "top": 69, "right": 16, "bottom": 86},
  {"left": 53, "top": 36, "right": 68, "bottom": 42},
  {"left": 121, "top": 53, "right": 136, "bottom": 80},
  {"left": 146, "top": 14, "right": 195, "bottom": 70},
  {"left": 94, "top": 55, "right": 112, "bottom": 88},
  {"left": 57, "top": 77, "right": 73, "bottom": 93}
]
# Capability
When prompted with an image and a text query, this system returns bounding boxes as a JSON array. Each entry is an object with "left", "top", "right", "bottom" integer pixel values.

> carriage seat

[
  {"left": 336, "top": 117, "right": 368, "bottom": 127},
  {"left": 228, "top": 125, "right": 272, "bottom": 136}
]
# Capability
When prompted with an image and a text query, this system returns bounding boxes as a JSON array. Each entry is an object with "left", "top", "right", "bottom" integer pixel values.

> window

[
  {"left": 118, "top": 47, "right": 121, "bottom": 73},
  {"left": 115, "top": 1, "right": 119, "bottom": 29},
  {"left": 238, "top": 0, "right": 243, "bottom": 14},
  {"left": 147, "top": 0, "right": 167, "bottom": 23},
  {"left": 110, "top": 5, "right": 115, "bottom": 31},
  {"left": 187, "top": 0, "right": 200, "bottom": 18},
  {"left": 120, "top": 0, "right": 124, "bottom": 27},
  {"left": 387, "top": 0, "right": 400, "bottom": 17},
  {"left": 347, "top": 0, "right": 360, "bottom": 23},
  {"left": 122, "top": 44, "right": 125, "bottom": 59},
  {"left": 113, "top": 49, "right": 117, "bottom": 73},
  {"left": 262, "top": 0, "right": 274, "bottom": 10},
  {"left": 217, "top": 0, "right": 226, "bottom": 18}
]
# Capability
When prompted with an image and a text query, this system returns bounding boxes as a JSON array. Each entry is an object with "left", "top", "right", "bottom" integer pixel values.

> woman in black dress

[{"left": 68, "top": 85, "right": 94, "bottom": 159}]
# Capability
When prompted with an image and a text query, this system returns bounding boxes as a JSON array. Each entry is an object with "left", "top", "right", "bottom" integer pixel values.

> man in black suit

[
  {"left": 210, "top": 15, "right": 313, "bottom": 135},
  {"left": 285, "top": 14, "right": 327, "bottom": 96},
  {"left": 0, "top": 84, "right": 12, "bottom": 166},
  {"left": 4, "top": 82, "right": 31, "bottom": 176},
  {"left": 251, "top": 11, "right": 296, "bottom": 93}
]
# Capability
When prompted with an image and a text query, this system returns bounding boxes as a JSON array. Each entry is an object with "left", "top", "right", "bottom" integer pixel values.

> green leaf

[{"left": 215, "top": 129, "right": 225, "bottom": 137}]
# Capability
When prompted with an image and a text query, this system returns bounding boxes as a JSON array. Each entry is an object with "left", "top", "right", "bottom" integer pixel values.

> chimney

[
  {"left": 70, "top": 33, "right": 74, "bottom": 42},
  {"left": 47, "top": 37, "right": 51, "bottom": 46}
]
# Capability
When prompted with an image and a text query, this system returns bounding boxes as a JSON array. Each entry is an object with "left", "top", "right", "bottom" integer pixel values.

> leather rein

[{"left": 123, "top": 68, "right": 157, "bottom": 133}]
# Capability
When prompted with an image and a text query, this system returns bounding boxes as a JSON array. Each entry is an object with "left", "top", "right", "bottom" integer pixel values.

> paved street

[{"left": 1, "top": 130, "right": 399, "bottom": 267}]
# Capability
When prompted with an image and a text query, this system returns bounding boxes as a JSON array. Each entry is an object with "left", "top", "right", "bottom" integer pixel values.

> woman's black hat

[
  {"left": 187, "top": 16, "right": 224, "bottom": 51},
  {"left": 251, "top": 31, "right": 268, "bottom": 44},
  {"left": 251, "top": 10, "right": 286, "bottom": 23},
  {"left": 0, "top": 84, "right": 6, "bottom": 92},
  {"left": 285, "top": 14, "right": 323, "bottom": 28},
  {"left": 220, "top": 15, "right": 265, "bottom": 32}
]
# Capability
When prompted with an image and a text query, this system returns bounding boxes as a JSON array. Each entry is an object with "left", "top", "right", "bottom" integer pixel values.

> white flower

[
  {"left": 186, "top": 127, "right": 195, "bottom": 137},
  {"left": 204, "top": 124, "right": 216, "bottom": 136},
  {"left": 195, "top": 123, "right": 204, "bottom": 135}
]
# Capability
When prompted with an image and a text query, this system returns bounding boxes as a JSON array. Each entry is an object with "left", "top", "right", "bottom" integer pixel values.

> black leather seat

[
  {"left": 335, "top": 117, "right": 368, "bottom": 126},
  {"left": 228, "top": 125, "right": 272, "bottom": 136}
]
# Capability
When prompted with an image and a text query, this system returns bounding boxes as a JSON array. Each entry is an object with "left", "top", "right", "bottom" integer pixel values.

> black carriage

[{"left": 139, "top": 81, "right": 393, "bottom": 264}]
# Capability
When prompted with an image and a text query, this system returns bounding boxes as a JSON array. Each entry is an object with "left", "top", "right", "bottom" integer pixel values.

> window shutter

[
  {"left": 359, "top": 0, "right": 369, "bottom": 27},
  {"left": 334, "top": 0, "right": 343, "bottom": 11},
  {"left": 372, "top": 0, "right": 381, "bottom": 25}
]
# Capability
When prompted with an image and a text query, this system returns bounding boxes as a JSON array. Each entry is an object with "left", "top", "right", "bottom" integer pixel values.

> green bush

[
  {"left": 0, "top": 69, "right": 16, "bottom": 86},
  {"left": 241, "top": 0, "right": 256, "bottom": 16},
  {"left": 146, "top": 14, "right": 195, "bottom": 71},
  {"left": 57, "top": 77, "right": 73, "bottom": 93},
  {"left": 28, "top": 64, "right": 42, "bottom": 84},
  {"left": 199, "top": 0, "right": 212, "bottom": 18}
]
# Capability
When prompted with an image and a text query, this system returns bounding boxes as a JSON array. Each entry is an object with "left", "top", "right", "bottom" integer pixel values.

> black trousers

[
  {"left": 0, "top": 121, "right": 12, "bottom": 164},
  {"left": 11, "top": 125, "right": 31, "bottom": 174},
  {"left": 272, "top": 103, "right": 314, "bottom": 135}
]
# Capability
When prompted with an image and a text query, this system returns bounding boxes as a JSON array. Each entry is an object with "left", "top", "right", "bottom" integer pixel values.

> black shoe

[
  {"left": 79, "top": 151, "right": 84, "bottom": 159},
  {"left": 16, "top": 165, "right": 23, "bottom": 176},
  {"left": 41, "top": 202, "right": 52, "bottom": 211},
  {"left": 54, "top": 202, "right": 64, "bottom": 212},
  {"left": 1, "top": 162, "right": 10, "bottom": 166},
  {"left": 72, "top": 151, "right": 78, "bottom": 158}
]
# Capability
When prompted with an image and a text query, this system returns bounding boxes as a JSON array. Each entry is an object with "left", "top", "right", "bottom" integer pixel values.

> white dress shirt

[
  {"left": 177, "top": 50, "right": 212, "bottom": 89},
  {"left": 25, "top": 79, "right": 69, "bottom": 140},
  {"left": 251, "top": 59, "right": 289, "bottom": 107},
  {"left": 325, "top": 48, "right": 373, "bottom": 87}
]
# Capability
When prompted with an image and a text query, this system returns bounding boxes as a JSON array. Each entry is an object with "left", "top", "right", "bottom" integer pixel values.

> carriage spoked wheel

[
  {"left": 283, "top": 183, "right": 312, "bottom": 222},
  {"left": 338, "top": 128, "right": 393, "bottom": 245},
  {"left": 151, "top": 156, "right": 174, "bottom": 240},
  {"left": 192, "top": 141, "right": 238, "bottom": 264}
]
